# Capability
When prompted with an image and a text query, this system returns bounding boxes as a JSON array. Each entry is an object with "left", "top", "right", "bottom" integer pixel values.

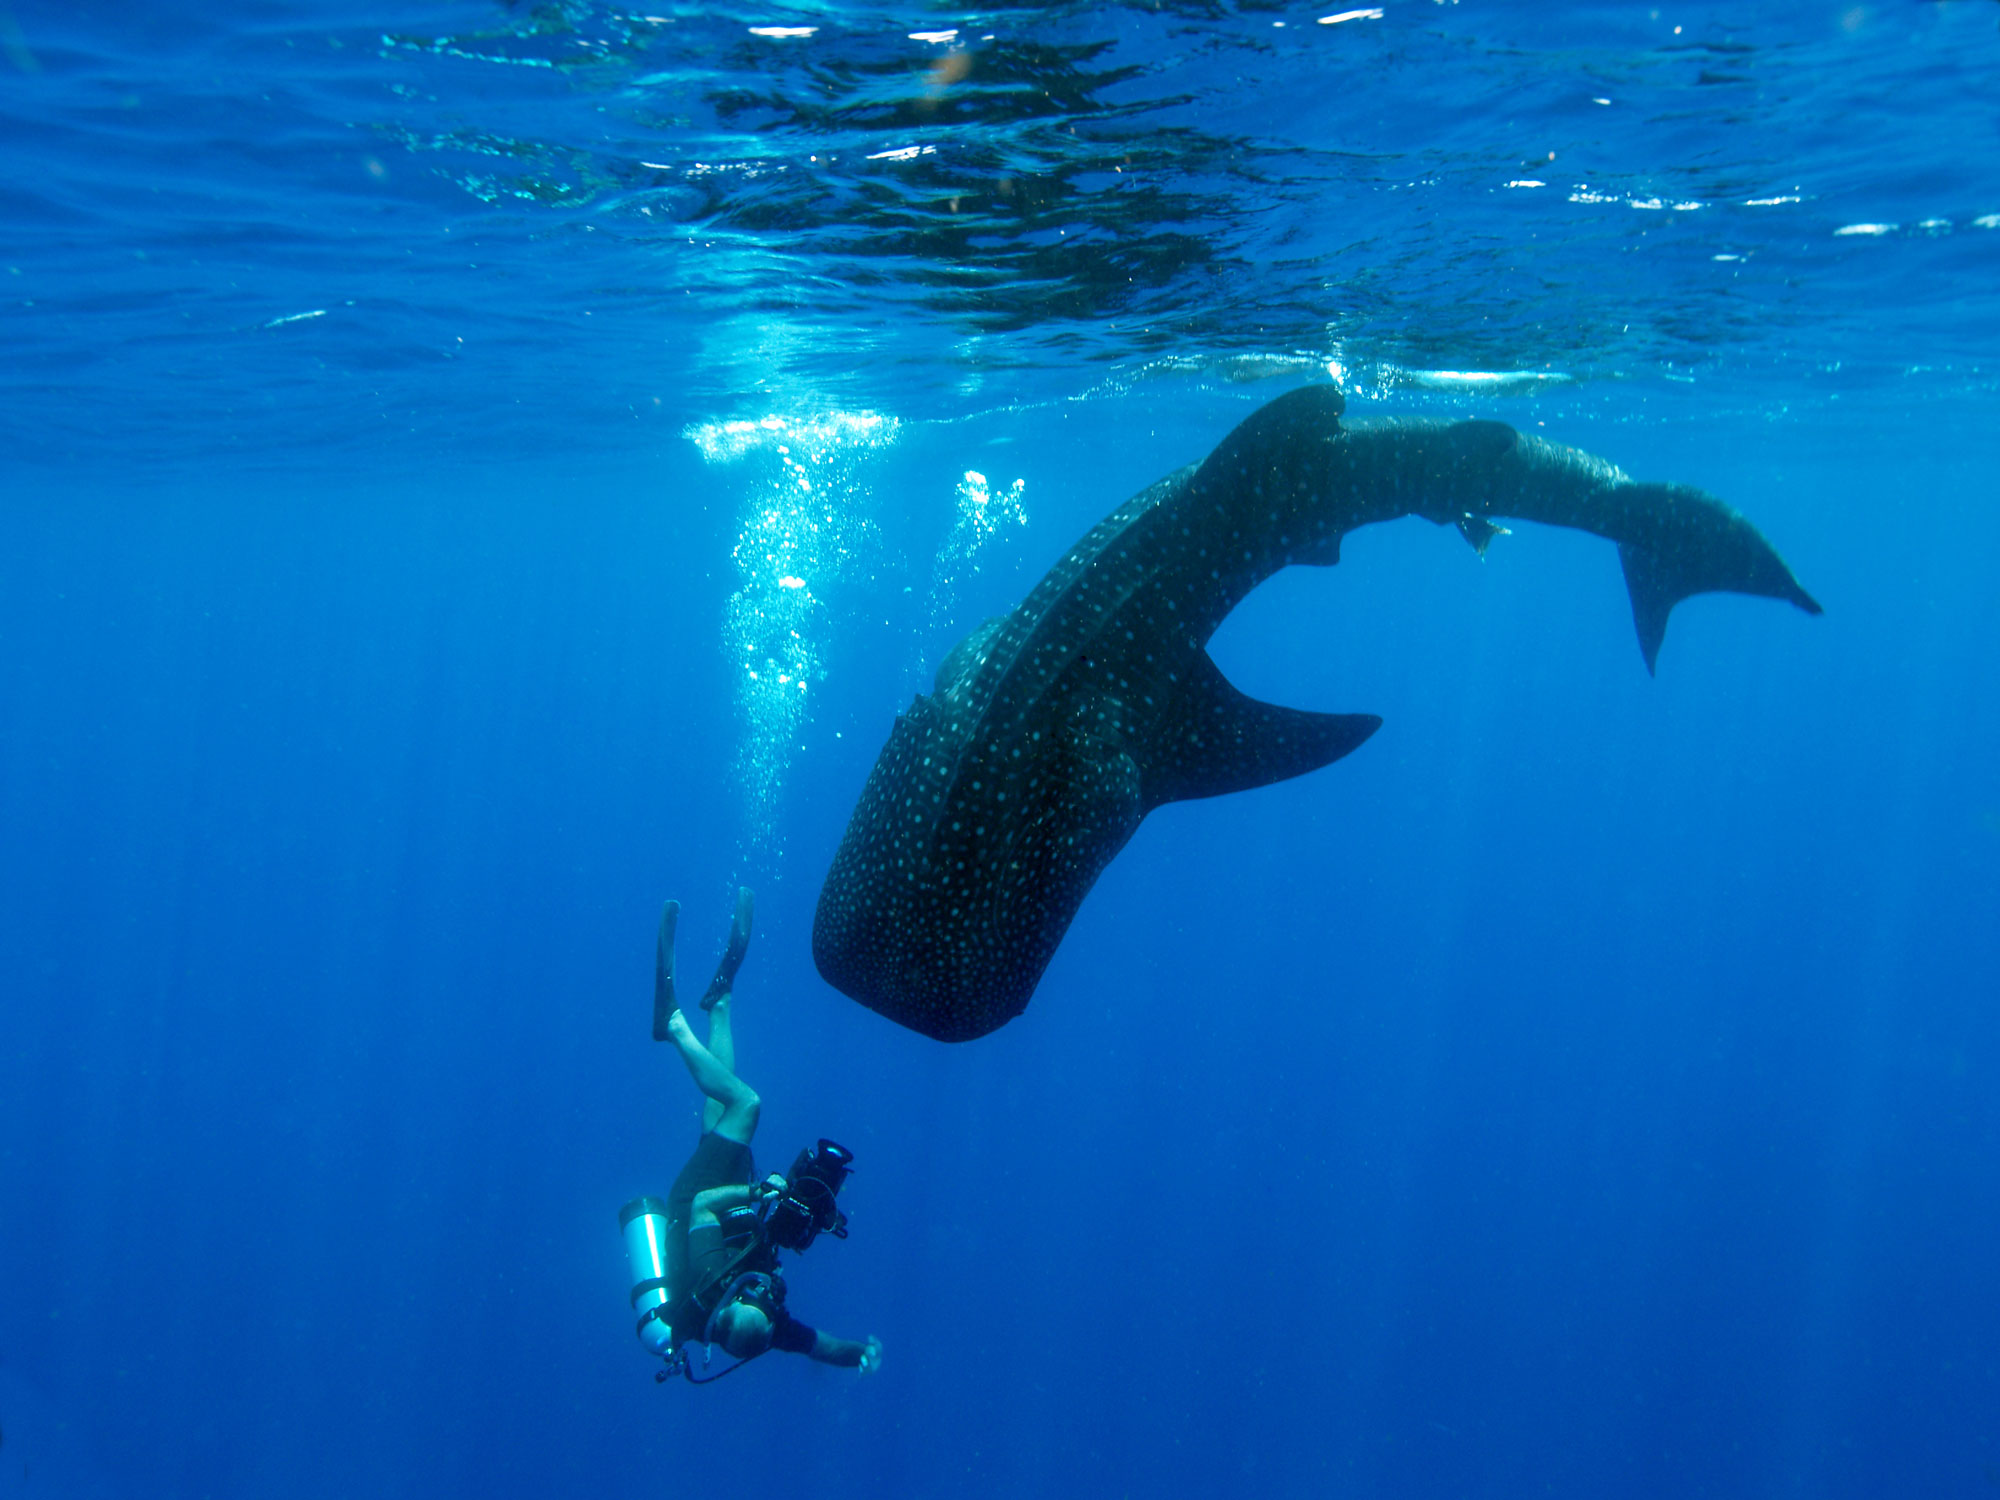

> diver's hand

[
  {"left": 858, "top": 1336, "right": 883, "bottom": 1375},
  {"left": 753, "top": 1173, "right": 788, "bottom": 1202}
]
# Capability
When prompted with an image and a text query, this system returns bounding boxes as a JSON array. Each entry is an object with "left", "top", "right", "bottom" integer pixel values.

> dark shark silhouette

[{"left": 813, "top": 384, "right": 1820, "bottom": 1041}]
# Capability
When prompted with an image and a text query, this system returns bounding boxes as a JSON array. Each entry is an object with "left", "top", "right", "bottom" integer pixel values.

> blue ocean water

[{"left": 3, "top": 1, "right": 1998, "bottom": 1496}]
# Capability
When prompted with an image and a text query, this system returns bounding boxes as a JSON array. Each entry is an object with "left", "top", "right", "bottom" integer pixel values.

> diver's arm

[
  {"left": 807, "top": 1331, "right": 883, "bottom": 1372},
  {"left": 689, "top": 1171, "right": 786, "bottom": 1229},
  {"left": 768, "top": 1312, "right": 881, "bottom": 1371},
  {"left": 688, "top": 1183, "right": 754, "bottom": 1231}
]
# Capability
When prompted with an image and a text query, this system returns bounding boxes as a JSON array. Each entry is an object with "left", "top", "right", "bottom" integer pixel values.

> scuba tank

[{"left": 618, "top": 1196, "right": 678, "bottom": 1360}]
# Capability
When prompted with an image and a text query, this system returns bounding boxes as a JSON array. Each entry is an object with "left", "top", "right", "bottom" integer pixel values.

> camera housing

[{"left": 759, "top": 1139, "right": 853, "bottom": 1253}]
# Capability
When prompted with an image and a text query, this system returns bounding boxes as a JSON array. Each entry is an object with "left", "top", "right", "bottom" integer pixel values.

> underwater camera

[{"left": 759, "top": 1139, "right": 853, "bottom": 1253}]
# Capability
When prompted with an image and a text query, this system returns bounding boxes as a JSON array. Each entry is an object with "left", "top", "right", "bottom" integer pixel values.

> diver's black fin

[
  {"left": 699, "top": 887, "right": 755, "bottom": 1010},
  {"left": 1139, "top": 650, "right": 1381, "bottom": 810},
  {"left": 652, "top": 899, "right": 680, "bottom": 1041}
]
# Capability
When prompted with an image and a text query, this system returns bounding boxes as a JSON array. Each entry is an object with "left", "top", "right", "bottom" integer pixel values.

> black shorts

[{"left": 667, "top": 1131, "right": 756, "bottom": 1219}]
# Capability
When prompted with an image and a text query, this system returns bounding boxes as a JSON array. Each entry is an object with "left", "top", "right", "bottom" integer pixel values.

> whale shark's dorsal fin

[
  {"left": 1138, "top": 649, "right": 1381, "bottom": 810},
  {"left": 935, "top": 615, "right": 1007, "bottom": 695}
]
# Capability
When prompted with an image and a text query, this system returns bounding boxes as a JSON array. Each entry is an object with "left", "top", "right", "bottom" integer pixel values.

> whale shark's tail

[
  {"left": 1323, "top": 407, "right": 1820, "bottom": 676},
  {"left": 1608, "top": 481, "right": 1822, "bottom": 674}
]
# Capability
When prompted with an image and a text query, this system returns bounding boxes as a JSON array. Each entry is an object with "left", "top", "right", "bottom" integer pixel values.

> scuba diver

[{"left": 619, "top": 889, "right": 882, "bottom": 1383}]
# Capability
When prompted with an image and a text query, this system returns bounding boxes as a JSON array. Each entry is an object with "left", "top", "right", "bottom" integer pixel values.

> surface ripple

[{"left": 3, "top": 0, "right": 1997, "bottom": 464}]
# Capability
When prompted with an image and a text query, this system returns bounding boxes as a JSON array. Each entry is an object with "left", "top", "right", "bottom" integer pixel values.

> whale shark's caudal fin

[
  {"left": 1138, "top": 649, "right": 1381, "bottom": 809},
  {"left": 1611, "top": 482, "right": 1823, "bottom": 674}
]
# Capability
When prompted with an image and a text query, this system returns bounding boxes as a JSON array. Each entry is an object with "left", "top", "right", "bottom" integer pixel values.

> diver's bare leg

[
  {"left": 694, "top": 888, "right": 752, "bottom": 1134},
  {"left": 654, "top": 893, "right": 758, "bottom": 1141},
  {"left": 702, "top": 991, "right": 736, "bottom": 1134},
  {"left": 663, "top": 1009, "right": 759, "bottom": 1144}
]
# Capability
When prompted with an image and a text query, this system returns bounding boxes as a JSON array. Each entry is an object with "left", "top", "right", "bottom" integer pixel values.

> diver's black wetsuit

[{"left": 662, "top": 1132, "right": 821, "bottom": 1356}]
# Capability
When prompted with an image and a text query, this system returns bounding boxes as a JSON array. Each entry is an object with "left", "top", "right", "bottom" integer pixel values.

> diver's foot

[{"left": 697, "top": 887, "right": 754, "bottom": 1011}]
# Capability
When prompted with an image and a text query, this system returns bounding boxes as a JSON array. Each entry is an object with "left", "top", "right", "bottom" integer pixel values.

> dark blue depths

[{"left": 2, "top": 389, "right": 1996, "bottom": 1500}]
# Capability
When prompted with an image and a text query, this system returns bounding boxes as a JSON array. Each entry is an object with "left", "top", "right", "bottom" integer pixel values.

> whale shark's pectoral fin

[
  {"left": 1139, "top": 650, "right": 1382, "bottom": 810},
  {"left": 1455, "top": 513, "right": 1511, "bottom": 557}
]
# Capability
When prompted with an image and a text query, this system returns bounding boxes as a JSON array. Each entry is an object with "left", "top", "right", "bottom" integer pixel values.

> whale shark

[{"left": 813, "top": 384, "right": 1820, "bottom": 1041}]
